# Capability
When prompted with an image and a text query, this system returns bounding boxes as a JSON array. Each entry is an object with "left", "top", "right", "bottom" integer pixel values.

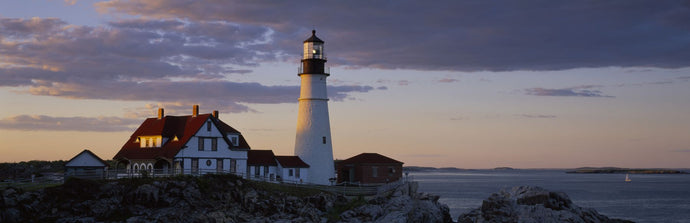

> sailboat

[{"left": 625, "top": 174, "right": 632, "bottom": 182}]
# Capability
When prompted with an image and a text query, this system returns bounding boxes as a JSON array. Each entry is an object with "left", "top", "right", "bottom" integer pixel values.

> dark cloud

[
  {"left": 0, "top": 17, "right": 378, "bottom": 113},
  {"left": 0, "top": 17, "right": 66, "bottom": 38},
  {"left": 525, "top": 85, "right": 613, "bottom": 97},
  {"left": 0, "top": 115, "right": 140, "bottom": 132},
  {"left": 97, "top": 0, "right": 690, "bottom": 71}
]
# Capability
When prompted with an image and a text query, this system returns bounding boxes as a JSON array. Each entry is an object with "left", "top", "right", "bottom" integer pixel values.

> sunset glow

[{"left": 1, "top": 1, "right": 689, "bottom": 169}]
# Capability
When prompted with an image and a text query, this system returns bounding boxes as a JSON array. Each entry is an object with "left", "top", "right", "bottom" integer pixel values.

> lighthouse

[{"left": 294, "top": 30, "right": 334, "bottom": 185}]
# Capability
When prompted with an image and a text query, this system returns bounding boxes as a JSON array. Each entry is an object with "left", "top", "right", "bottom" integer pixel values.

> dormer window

[
  {"left": 230, "top": 135, "right": 239, "bottom": 146},
  {"left": 139, "top": 136, "right": 162, "bottom": 148}
]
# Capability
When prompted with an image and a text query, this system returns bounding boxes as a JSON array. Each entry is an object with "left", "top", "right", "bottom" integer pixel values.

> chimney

[
  {"left": 212, "top": 110, "right": 219, "bottom": 118},
  {"left": 192, "top": 105, "right": 199, "bottom": 117},
  {"left": 157, "top": 108, "right": 164, "bottom": 119}
]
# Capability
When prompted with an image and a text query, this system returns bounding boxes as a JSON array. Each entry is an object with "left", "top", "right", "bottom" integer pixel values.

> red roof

[
  {"left": 113, "top": 113, "right": 250, "bottom": 161},
  {"left": 247, "top": 150, "right": 277, "bottom": 166},
  {"left": 275, "top": 156, "right": 310, "bottom": 168},
  {"left": 339, "top": 153, "right": 403, "bottom": 165}
]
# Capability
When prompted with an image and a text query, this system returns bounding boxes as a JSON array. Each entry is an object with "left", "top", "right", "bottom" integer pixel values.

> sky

[{"left": 1, "top": 0, "right": 689, "bottom": 168}]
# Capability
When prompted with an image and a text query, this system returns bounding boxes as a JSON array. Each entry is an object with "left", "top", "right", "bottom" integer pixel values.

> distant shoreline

[
  {"left": 402, "top": 166, "right": 688, "bottom": 174},
  {"left": 403, "top": 166, "right": 518, "bottom": 172},
  {"left": 566, "top": 167, "right": 687, "bottom": 174}
]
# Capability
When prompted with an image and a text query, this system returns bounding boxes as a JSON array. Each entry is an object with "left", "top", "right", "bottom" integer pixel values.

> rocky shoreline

[
  {"left": 1, "top": 174, "right": 451, "bottom": 223},
  {"left": 458, "top": 186, "right": 633, "bottom": 223},
  {"left": 1, "top": 174, "right": 634, "bottom": 223}
]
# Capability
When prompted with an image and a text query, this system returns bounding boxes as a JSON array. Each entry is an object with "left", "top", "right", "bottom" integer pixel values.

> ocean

[{"left": 413, "top": 169, "right": 690, "bottom": 223}]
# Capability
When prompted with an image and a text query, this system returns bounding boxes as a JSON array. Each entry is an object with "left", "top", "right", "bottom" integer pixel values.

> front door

[
  {"left": 349, "top": 168, "right": 355, "bottom": 182},
  {"left": 216, "top": 159, "right": 223, "bottom": 173},
  {"left": 191, "top": 158, "right": 199, "bottom": 175}
]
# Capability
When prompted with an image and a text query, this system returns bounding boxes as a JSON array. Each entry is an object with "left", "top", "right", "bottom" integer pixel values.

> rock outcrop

[
  {"left": 339, "top": 182, "right": 452, "bottom": 223},
  {"left": 1, "top": 174, "right": 451, "bottom": 223},
  {"left": 458, "top": 186, "right": 634, "bottom": 223}
]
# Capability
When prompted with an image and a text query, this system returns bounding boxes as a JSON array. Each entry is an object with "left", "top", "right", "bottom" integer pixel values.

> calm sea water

[{"left": 413, "top": 169, "right": 690, "bottom": 223}]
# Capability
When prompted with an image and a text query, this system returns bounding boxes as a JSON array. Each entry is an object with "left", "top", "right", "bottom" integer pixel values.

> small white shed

[{"left": 65, "top": 149, "right": 109, "bottom": 179}]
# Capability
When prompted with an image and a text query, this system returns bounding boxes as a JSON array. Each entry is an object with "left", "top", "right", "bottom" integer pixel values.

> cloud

[
  {"left": 96, "top": 0, "right": 690, "bottom": 71},
  {"left": 515, "top": 114, "right": 557, "bottom": 119},
  {"left": 438, "top": 78, "right": 459, "bottom": 83},
  {"left": 64, "top": 0, "right": 78, "bottom": 5},
  {"left": 524, "top": 85, "right": 613, "bottom": 97},
  {"left": 449, "top": 116, "right": 467, "bottom": 121},
  {"left": 22, "top": 80, "right": 374, "bottom": 113},
  {"left": 375, "top": 79, "right": 410, "bottom": 86},
  {"left": 0, "top": 115, "right": 140, "bottom": 132},
  {"left": 0, "top": 17, "right": 379, "bottom": 113}
]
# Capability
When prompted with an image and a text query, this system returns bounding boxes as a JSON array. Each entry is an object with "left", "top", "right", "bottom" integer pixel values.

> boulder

[
  {"left": 458, "top": 186, "right": 634, "bottom": 223},
  {"left": 339, "top": 182, "right": 452, "bottom": 223}
]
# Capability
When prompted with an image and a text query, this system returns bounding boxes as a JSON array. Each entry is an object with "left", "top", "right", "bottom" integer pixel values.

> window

[
  {"left": 322, "top": 136, "right": 327, "bottom": 144},
  {"left": 372, "top": 166, "right": 378, "bottom": 177},
  {"left": 254, "top": 166, "right": 260, "bottom": 176},
  {"left": 229, "top": 135, "right": 238, "bottom": 146},
  {"left": 230, "top": 159, "right": 236, "bottom": 173},
  {"left": 152, "top": 138, "right": 157, "bottom": 147},
  {"left": 295, "top": 168, "right": 300, "bottom": 178},
  {"left": 145, "top": 138, "right": 150, "bottom": 147},
  {"left": 264, "top": 166, "right": 269, "bottom": 176},
  {"left": 389, "top": 167, "right": 395, "bottom": 177},
  {"left": 207, "top": 121, "right": 211, "bottom": 131},
  {"left": 198, "top": 137, "right": 204, "bottom": 151},
  {"left": 289, "top": 169, "right": 294, "bottom": 177},
  {"left": 211, "top": 138, "right": 217, "bottom": 151}
]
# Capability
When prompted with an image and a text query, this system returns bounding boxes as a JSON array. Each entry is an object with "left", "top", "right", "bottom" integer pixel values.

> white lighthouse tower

[{"left": 294, "top": 30, "right": 334, "bottom": 185}]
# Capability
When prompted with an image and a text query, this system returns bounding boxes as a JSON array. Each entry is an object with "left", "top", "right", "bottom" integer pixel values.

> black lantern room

[{"left": 300, "top": 30, "right": 328, "bottom": 76}]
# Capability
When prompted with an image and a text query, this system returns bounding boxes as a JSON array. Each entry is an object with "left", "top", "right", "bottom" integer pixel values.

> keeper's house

[
  {"left": 336, "top": 153, "right": 403, "bottom": 185},
  {"left": 113, "top": 105, "right": 250, "bottom": 176}
]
